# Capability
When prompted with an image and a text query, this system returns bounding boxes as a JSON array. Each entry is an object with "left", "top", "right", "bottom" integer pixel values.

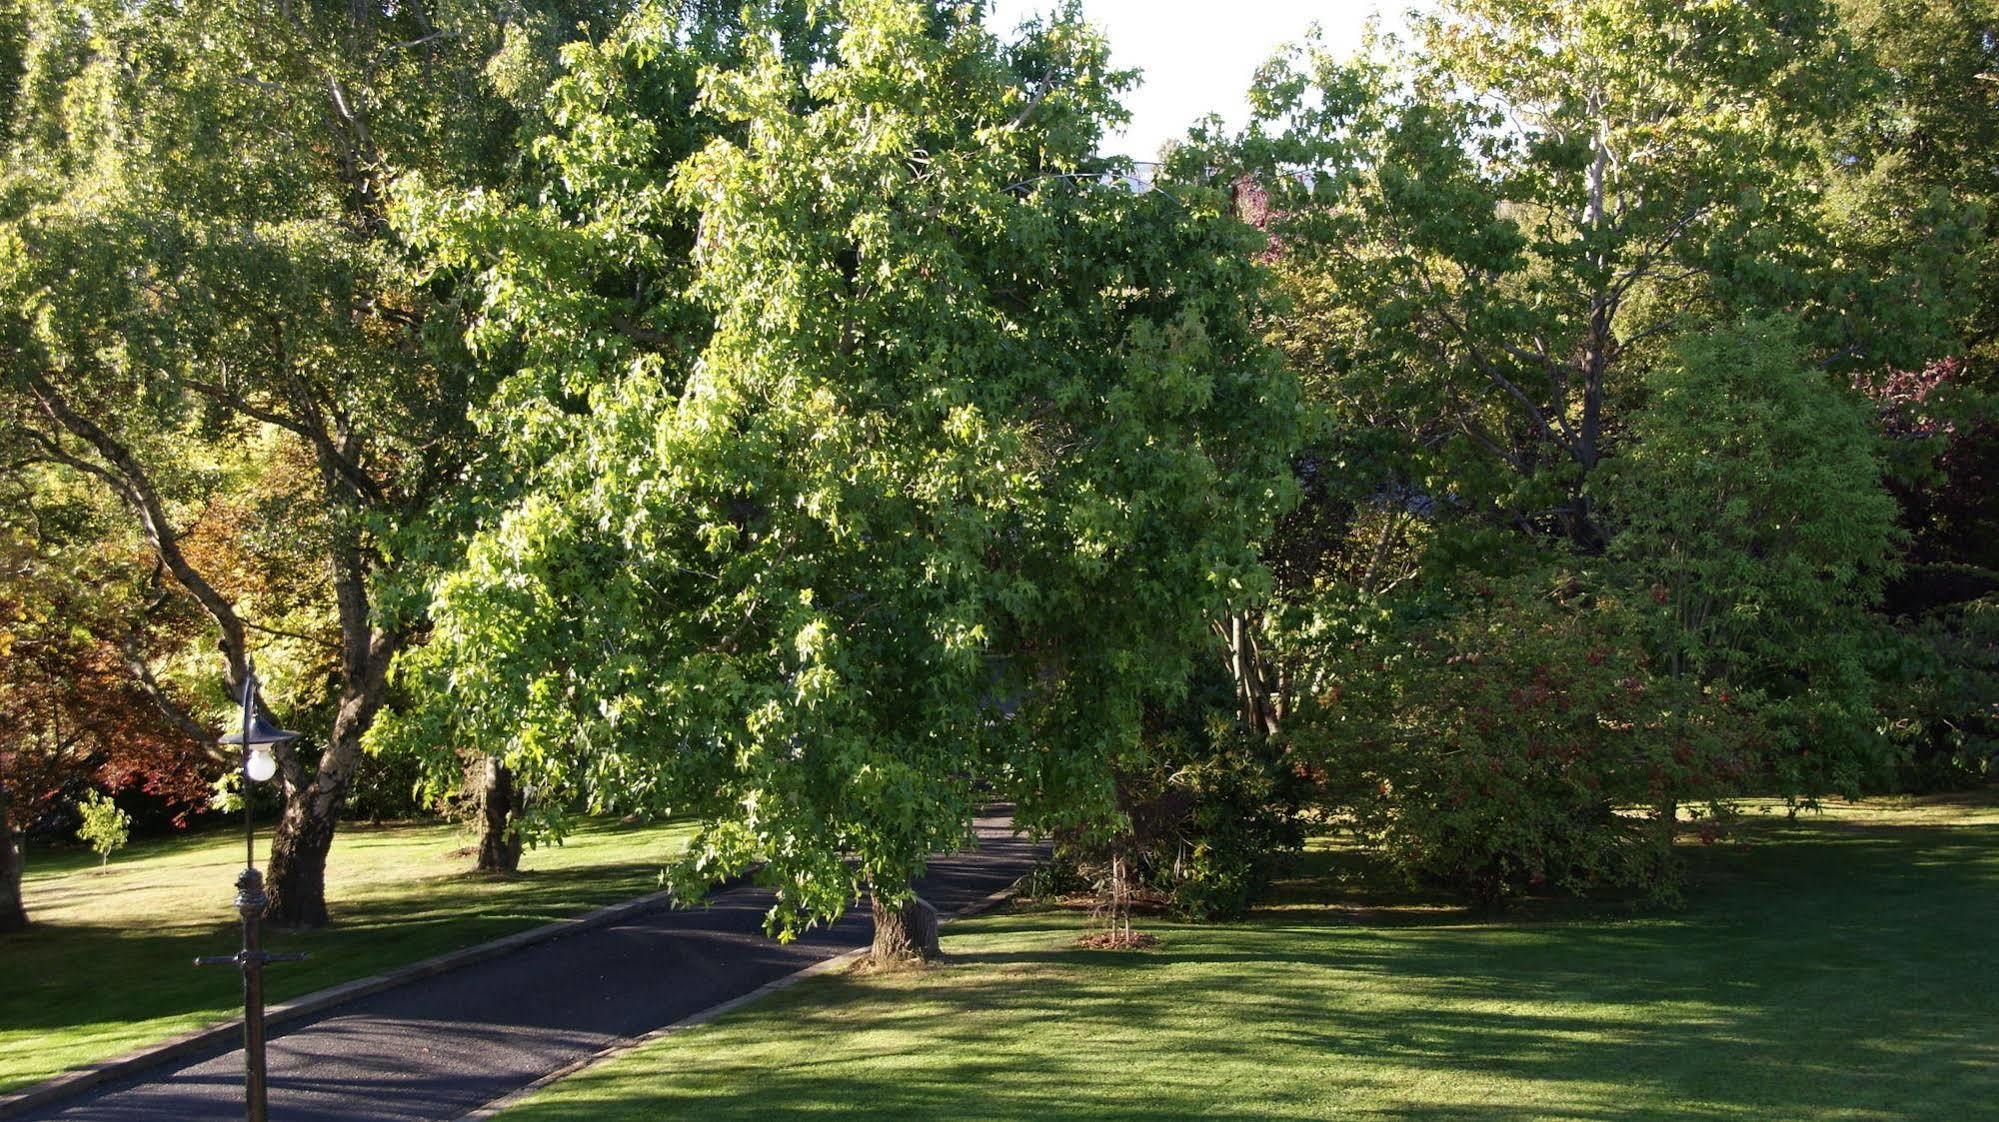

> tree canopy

[{"left": 391, "top": 0, "right": 1298, "bottom": 945}]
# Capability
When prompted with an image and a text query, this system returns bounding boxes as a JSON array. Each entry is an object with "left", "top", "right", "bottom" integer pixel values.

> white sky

[{"left": 983, "top": 1, "right": 1416, "bottom": 161}]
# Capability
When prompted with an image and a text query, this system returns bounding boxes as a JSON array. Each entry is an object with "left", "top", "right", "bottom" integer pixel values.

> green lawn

[
  {"left": 1, "top": 816, "right": 692, "bottom": 1094},
  {"left": 501, "top": 793, "right": 1999, "bottom": 1122}
]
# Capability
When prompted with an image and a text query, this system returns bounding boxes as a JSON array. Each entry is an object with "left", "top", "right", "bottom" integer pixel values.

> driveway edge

[
  {"left": 0, "top": 881, "right": 704, "bottom": 1121},
  {"left": 452, "top": 881, "right": 1022, "bottom": 1122}
]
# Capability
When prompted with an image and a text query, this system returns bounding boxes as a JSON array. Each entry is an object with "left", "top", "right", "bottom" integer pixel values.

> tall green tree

[
  {"left": 0, "top": 0, "right": 598, "bottom": 925},
  {"left": 400, "top": 0, "right": 1297, "bottom": 962},
  {"left": 1609, "top": 316, "right": 1901, "bottom": 794},
  {"left": 1833, "top": 0, "right": 1997, "bottom": 365},
  {"left": 1222, "top": 0, "right": 1965, "bottom": 553},
  {"left": 383, "top": 0, "right": 820, "bottom": 866}
]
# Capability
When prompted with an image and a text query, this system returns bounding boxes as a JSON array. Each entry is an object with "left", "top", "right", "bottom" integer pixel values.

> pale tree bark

[
  {"left": 1101, "top": 851, "right": 1134, "bottom": 942},
  {"left": 1570, "top": 100, "right": 1613, "bottom": 553},
  {"left": 1215, "top": 609, "right": 1283, "bottom": 741}
]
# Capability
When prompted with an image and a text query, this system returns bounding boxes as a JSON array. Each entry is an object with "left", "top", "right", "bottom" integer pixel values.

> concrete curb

[
  {"left": 453, "top": 881, "right": 1023, "bottom": 1122},
  {"left": 0, "top": 880, "right": 714, "bottom": 1121}
]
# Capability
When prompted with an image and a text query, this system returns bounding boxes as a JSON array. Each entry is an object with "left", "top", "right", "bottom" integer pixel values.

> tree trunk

[
  {"left": 868, "top": 888, "right": 940, "bottom": 965},
  {"left": 260, "top": 555, "right": 398, "bottom": 927},
  {"left": 1567, "top": 490, "right": 1608, "bottom": 554},
  {"left": 0, "top": 822, "right": 27, "bottom": 933},
  {"left": 265, "top": 791, "right": 336, "bottom": 928},
  {"left": 1218, "top": 609, "right": 1281, "bottom": 740},
  {"left": 1567, "top": 97, "right": 1613, "bottom": 557},
  {"left": 475, "top": 756, "right": 522, "bottom": 873},
  {"left": 1108, "top": 851, "right": 1133, "bottom": 941}
]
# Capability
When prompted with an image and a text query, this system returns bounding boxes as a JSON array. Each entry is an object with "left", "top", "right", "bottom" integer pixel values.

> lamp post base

[{"left": 194, "top": 867, "right": 305, "bottom": 1122}]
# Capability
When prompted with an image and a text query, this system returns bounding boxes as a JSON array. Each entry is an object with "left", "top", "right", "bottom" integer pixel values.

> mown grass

[
  {"left": 1, "top": 816, "right": 692, "bottom": 1094},
  {"left": 501, "top": 792, "right": 1999, "bottom": 1122}
]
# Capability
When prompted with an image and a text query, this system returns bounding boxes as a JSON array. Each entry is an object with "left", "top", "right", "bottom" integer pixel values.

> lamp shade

[{"left": 221, "top": 713, "right": 304, "bottom": 747}]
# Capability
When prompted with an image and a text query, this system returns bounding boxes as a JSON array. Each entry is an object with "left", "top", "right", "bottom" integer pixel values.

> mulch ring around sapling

[{"left": 1075, "top": 929, "right": 1160, "bottom": 950}]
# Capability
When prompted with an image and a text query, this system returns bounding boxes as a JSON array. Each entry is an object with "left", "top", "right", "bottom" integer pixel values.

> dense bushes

[
  {"left": 1147, "top": 727, "right": 1306, "bottom": 919},
  {"left": 1042, "top": 691, "right": 1305, "bottom": 921},
  {"left": 1865, "top": 358, "right": 1999, "bottom": 791},
  {"left": 1269, "top": 318, "right": 1908, "bottom": 908},
  {"left": 1297, "top": 576, "right": 1750, "bottom": 907},
  {"left": 1882, "top": 597, "right": 1999, "bottom": 791}
]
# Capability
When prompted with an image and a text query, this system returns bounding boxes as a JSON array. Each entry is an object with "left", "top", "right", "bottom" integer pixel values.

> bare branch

[
  {"left": 245, "top": 617, "right": 341, "bottom": 651},
  {"left": 175, "top": 377, "right": 314, "bottom": 438},
  {"left": 1008, "top": 76, "right": 1055, "bottom": 129},
  {"left": 1445, "top": 325, "right": 1583, "bottom": 462}
]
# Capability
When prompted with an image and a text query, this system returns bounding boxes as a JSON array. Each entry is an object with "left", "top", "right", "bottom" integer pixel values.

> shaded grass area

[
  {"left": 1, "top": 817, "right": 692, "bottom": 1093},
  {"left": 503, "top": 792, "right": 1999, "bottom": 1122}
]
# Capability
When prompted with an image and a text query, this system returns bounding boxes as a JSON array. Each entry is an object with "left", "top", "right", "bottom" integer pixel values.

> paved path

[{"left": 25, "top": 814, "right": 1040, "bottom": 1122}]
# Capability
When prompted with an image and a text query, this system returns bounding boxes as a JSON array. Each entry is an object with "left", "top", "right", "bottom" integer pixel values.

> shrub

[
  {"left": 1048, "top": 699, "right": 1306, "bottom": 922},
  {"left": 1880, "top": 595, "right": 1999, "bottom": 790},
  {"left": 1608, "top": 315, "right": 1901, "bottom": 797},
  {"left": 1299, "top": 575, "right": 1751, "bottom": 908},
  {"left": 1146, "top": 723, "right": 1307, "bottom": 920}
]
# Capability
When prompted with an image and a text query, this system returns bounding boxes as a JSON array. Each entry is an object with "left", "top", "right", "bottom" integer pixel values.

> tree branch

[
  {"left": 121, "top": 637, "right": 230, "bottom": 761},
  {"left": 1008, "top": 76, "right": 1055, "bottom": 129},
  {"left": 175, "top": 377, "right": 315, "bottom": 438},
  {"left": 20, "top": 368, "right": 250, "bottom": 691}
]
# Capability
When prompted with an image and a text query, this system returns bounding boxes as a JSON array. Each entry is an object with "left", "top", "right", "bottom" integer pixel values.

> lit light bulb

[{"left": 246, "top": 747, "right": 278, "bottom": 784}]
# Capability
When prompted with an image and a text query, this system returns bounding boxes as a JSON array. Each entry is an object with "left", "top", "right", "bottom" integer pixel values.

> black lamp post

[{"left": 196, "top": 658, "right": 305, "bottom": 1122}]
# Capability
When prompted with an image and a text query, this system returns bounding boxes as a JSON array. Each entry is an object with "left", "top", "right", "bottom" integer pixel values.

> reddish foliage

[
  {"left": 1856, "top": 358, "right": 1964, "bottom": 441},
  {"left": 1857, "top": 358, "right": 1999, "bottom": 605},
  {"left": 1230, "top": 176, "right": 1286, "bottom": 261},
  {"left": 1, "top": 539, "right": 217, "bottom": 833}
]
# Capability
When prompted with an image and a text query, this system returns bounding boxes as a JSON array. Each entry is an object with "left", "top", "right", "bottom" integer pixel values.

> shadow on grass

[{"left": 508, "top": 814, "right": 1999, "bottom": 1122}]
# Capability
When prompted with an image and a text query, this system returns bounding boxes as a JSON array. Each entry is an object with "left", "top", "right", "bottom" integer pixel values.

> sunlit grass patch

[{"left": 501, "top": 792, "right": 1999, "bottom": 1122}]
